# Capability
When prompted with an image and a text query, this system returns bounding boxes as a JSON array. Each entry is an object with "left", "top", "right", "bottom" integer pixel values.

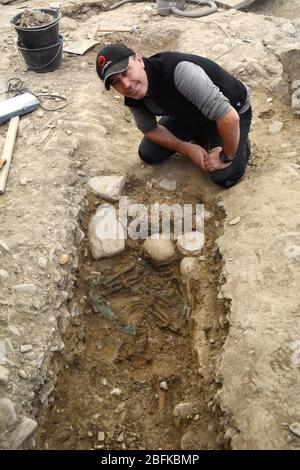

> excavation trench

[
  {"left": 35, "top": 179, "right": 228, "bottom": 450},
  {"left": 31, "top": 10, "right": 229, "bottom": 451}
]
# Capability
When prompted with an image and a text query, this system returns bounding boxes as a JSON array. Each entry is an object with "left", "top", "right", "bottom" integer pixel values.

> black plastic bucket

[
  {"left": 11, "top": 9, "right": 61, "bottom": 49},
  {"left": 17, "top": 35, "right": 63, "bottom": 73}
]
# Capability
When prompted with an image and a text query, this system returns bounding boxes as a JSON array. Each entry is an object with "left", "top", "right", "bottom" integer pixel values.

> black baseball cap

[{"left": 96, "top": 43, "right": 135, "bottom": 90}]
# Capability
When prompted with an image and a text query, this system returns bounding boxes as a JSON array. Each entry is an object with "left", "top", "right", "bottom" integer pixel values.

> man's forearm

[
  {"left": 145, "top": 124, "right": 191, "bottom": 156},
  {"left": 216, "top": 109, "right": 240, "bottom": 159},
  {"left": 145, "top": 124, "right": 208, "bottom": 171}
]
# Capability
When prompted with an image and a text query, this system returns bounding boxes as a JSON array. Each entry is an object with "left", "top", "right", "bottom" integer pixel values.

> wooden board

[
  {"left": 0, "top": 116, "right": 19, "bottom": 195},
  {"left": 216, "top": 0, "right": 256, "bottom": 9}
]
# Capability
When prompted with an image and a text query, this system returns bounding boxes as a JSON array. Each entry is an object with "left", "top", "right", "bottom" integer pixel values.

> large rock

[
  {"left": 291, "top": 81, "right": 300, "bottom": 116},
  {"left": 0, "top": 398, "right": 17, "bottom": 432},
  {"left": 88, "top": 204, "right": 125, "bottom": 259},
  {"left": 173, "top": 401, "right": 197, "bottom": 418},
  {"left": 143, "top": 236, "right": 176, "bottom": 265},
  {"left": 10, "top": 416, "right": 37, "bottom": 449},
  {"left": 277, "top": 44, "right": 300, "bottom": 81},
  {"left": 0, "top": 365, "right": 9, "bottom": 385},
  {"left": 176, "top": 231, "right": 204, "bottom": 256},
  {"left": 88, "top": 175, "right": 126, "bottom": 201},
  {"left": 268, "top": 78, "right": 290, "bottom": 105},
  {"left": 180, "top": 257, "right": 198, "bottom": 278}
]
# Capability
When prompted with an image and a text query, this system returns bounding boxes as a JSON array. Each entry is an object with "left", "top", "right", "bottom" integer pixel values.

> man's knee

[
  {"left": 138, "top": 146, "right": 164, "bottom": 164},
  {"left": 138, "top": 140, "right": 172, "bottom": 164},
  {"left": 138, "top": 147, "right": 155, "bottom": 164}
]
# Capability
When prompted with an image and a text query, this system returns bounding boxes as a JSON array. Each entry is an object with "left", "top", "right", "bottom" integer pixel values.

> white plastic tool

[{"left": 0, "top": 92, "right": 39, "bottom": 124}]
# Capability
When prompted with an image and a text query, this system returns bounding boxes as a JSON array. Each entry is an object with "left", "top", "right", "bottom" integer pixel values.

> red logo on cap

[{"left": 97, "top": 55, "right": 106, "bottom": 69}]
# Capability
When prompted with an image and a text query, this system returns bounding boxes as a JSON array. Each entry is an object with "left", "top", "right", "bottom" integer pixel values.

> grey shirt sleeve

[
  {"left": 129, "top": 106, "right": 157, "bottom": 134},
  {"left": 174, "top": 61, "right": 232, "bottom": 121}
]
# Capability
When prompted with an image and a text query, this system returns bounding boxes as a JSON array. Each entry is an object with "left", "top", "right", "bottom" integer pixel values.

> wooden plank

[
  {"left": 0, "top": 116, "right": 19, "bottom": 195},
  {"left": 215, "top": 0, "right": 256, "bottom": 9}
]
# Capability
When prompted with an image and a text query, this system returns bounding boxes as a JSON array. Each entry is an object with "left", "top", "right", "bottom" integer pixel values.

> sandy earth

[{"left": 0, "top": 0, "right": 300, "bottom": 450}]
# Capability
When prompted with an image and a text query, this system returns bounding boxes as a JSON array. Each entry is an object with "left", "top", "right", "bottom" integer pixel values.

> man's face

[{"left": 109, "top": 54, "right": 148, "bottom": 99}]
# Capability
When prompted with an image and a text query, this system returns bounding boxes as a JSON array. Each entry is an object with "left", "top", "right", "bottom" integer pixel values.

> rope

[{"left": 0, "top": 77, "right": 68, "bottom": 111}]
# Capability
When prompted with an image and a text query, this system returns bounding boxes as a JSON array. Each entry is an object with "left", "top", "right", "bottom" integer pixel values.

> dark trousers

[{"left": 138, "top": 107, "right": 252, "bottom": 188}]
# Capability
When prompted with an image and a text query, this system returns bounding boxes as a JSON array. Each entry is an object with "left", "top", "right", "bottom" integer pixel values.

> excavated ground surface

[
  {"left": 36, "top": 187, "right": 227, "bottom": 450},
  {"left": 0, "top": 0, "right": 299, "bottom": 450}
]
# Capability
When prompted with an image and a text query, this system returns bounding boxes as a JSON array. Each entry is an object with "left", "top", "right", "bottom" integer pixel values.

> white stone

[
  {"left": 20, "top": 344, "right": 33, "bottom": 353},
  {"left": 98, "top": 431, "right": 105, "bottom": 441},
  {"left": 289, "top": 422, "right": 300, "bottom": 437},
  {"left": 281, "top": 23, "right": 296, "bottom": 36},
  {"left": 269, "top": 121, "right": 283, "bottom": 135},
  {"left": 10, "top": 416, "right": 37, "bottom": 449},
  {"left": 268, "top": 78, "right": 290, "bottom": 104},
  {"left": 228, "top": 216, "right": 241, "bottom": 226},
  {"left": 88, "top": 205, "right": 125, "bottom": 260},
  {"left": 111, "top": 387, "right": 122, "bottom": 396},
  {"left": 143, "top": 236, "right": 176, "bottom": 265},
  {"left": 0, "top": 398, "right": 17, "bottom": 432},
  {"left": 158, "top": 178, "right": 176, "bottom": 191},
  {"left": 0, "top": 341, "right": 7, "bottom": 365},
  {"left": 38, "top": 257, "right": 47, "bottom": 269},
  {"left": 18, "top": 370, "right": 28, "bottom": 379},
  {"left": 0, "top": 269, "right": 9, "bottom": 282},
  {"left": 160, "top": 381, "right": 168, "bottom": 391},
  {"left": 8, "top": 325, "right": 22, "bottom": 336},
  {"left": 0, "top": 365, "right": 9, "bottom": 385},
  {"left": 37, "top": 110, "right": 44, "bottom": 118},
  {"left": 291, "top": 81, "right": 300, "bottom": 116},
  {"left": 180, "top": 257, "right": 198, "bottom": 278},
  {"left": 19, "top": 177, "right": 28, "bottom": 186},
  {"left": 284, "top": 245, "right": 300, "bottom": 259},
  {"left": 176, "top": 232, "right": 204, "bottom": 256},
  {"left": 0, "top": 240, "right": 10, "bottom": 252},
  {"left": 117, "top": 432, "right": 124, "bottom": 442},
  {"left": 204, "top": 210, "right": 213, "bottom": 220},
  {"left": 173, "top": 402, "right": 194, "bottom": 418},
  {"left": 88, "top": 176, "right": 127, "bottom": 201},
  {"left": 14, "top": 284, "right": 38, "bottom": 295}
]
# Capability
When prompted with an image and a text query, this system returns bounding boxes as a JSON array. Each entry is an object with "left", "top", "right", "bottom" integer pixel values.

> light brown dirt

[{"left": 35, "top": 186, "right": 227, "bottom": 450}]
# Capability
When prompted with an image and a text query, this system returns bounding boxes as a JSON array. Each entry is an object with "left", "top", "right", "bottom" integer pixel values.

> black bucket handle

[{"left": 17, "top": 41, "right": 63, "bottom": 71}]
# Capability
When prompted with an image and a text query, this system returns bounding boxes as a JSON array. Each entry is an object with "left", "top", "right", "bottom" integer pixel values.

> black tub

[
  {"left": 17, "top": 35, "right": 63, "bottom": 73},
  {"left": 11, "top": 9, "right": 61, "bottom": 49}
]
